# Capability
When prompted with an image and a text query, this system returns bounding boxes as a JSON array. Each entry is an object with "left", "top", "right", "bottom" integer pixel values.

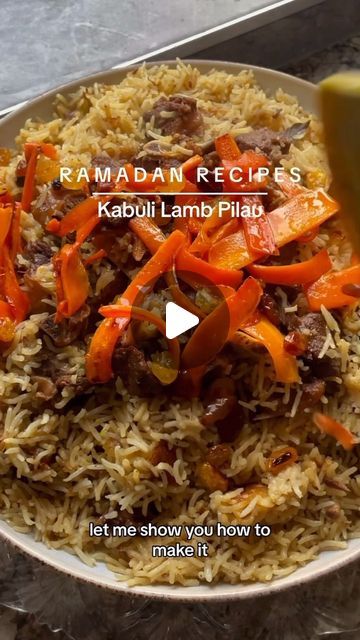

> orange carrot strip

[
  {"left": 241, "top": 315, "right": 299, "bottom": 383},
  {"left": 85, "top": 317, "right": 126, "bottom": 383},
  {"left": 0, "top": 205, "right": 13, "bottom": 250},
  {"left": 57, "top": 197, "right": 99, "bottom": 237},
  {"left": 306, "top": 264, "right": 360, "bottom": 310},
  {"left": 181, "top": 277, "right": 262, "bottom": 369},
  {"left": 176, "top": 247, "right": 243, "bottom": 288},
  {"left": 129, "top": 217, "right": 165, "bottom": 254},
  {"left": 313, "top": 412, "right": 357, "bottom": 450},
  {"left": 54, "top": 245, "right": 89, "bottom": 321},
  {"left": 1, "top": 246, "right": 29, "bottom": 323},
  {"left": 21, "top": 146, "right": 39, "bottom": 212},
  {"left": 181, "top": 154, "right": 203, "bottom": 175},
  {"left": 121, "top": 230, "right": 186, "bottom": 305},
  {"left": 209, "top": 190, "right": 338, "bottom": 270},
  {"left": 84, "top": 249, "right": 107, "bottom": 266},
  {"left": 10, "top": 202, "right": 22, "bottom": 260},
  {"left": 248, "top": 249, "right": 332, "bottom": 285}
]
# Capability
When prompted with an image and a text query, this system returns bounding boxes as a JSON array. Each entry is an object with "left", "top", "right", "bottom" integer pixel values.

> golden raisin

[
  {"left": 36, "top": 156, "right": 60, "bottom": 184},
  {"left": 267, "top": 446, "right": 298, "bottom": 475},
  {"left": 0, "top": 317, "right": 16, "bottom": 343},
  {"left": 149, "top": 441, "right": 176, "bottom": 466},
  {"left": 196, "top": 462, "right": 229, "bottom": 493},
  {"left": 0, "top": 148, "right": 12, "bottom": 167},
  {"left": 60, "top": 168, "right": 87, "bottom": 191},
  {"left": 206, "top": 443, "right": 231, "bottom": 468}
]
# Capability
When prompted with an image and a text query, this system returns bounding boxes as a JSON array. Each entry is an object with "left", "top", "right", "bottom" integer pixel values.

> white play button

[{"left": 165, "top": 302, "right": 199, "bottom": 339}]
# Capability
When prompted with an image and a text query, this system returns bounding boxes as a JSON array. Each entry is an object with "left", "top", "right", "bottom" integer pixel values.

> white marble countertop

[{"left": 0, "top": 28, "right": 360, "bottom": 640}]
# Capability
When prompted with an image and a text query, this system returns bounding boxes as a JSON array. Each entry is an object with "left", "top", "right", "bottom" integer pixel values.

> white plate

[{"left": 1, "top": 60, "right": 358, "bottom": 600}]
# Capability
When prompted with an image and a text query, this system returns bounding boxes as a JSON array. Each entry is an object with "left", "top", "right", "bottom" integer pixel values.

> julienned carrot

[
  {"left": 166, "top": 267, "right": 206, "bottom": 319},
  {"left": 1, "top": 246, "right": 29, "bottom": 323},
  {"left": 24, "top": 142, "right": 57, "bottom": 161},
  {"left": 181, "top": 154, "right": 203, "bottom": 175},
  {"left": 306, "top": 264, "right": 360, "bottom": 310},
  {"left": 10, "top": 202, "right": 22, "bottom": 260},
  {"left": 20, "top": 141, "right": 58, "bottom": 213},
  {"left": 248, "top": 249, "right": 332, "bottom": 285},
  {"left": 0, "top": 205, "right": 13, "bottom": 250},
  {"left": 189, "top": 201, "right": 233, "bottom": 255},
  {"left": 21, "top": 146, "right": 39, "bottom": 212},
  {"left": 85, "top": 230, "right": 186, "bottom": 383},
  {"left": 181, "top": 276, "right": 262, "bottom": 369},
  {"left": 241, "top": 315, "right": 299, "bottom": 383},
  {"left": 176, "top": 247, "right": 243, "bottom": 288},
  {"left": 54, "top": 245, "right": 89, "bottom": 321},
  {"left": 241, "top": 195, "right": 277, "bottom": 256},
  {"left": 129, "top": 217, "right": 165, "bottom": 254},
  {"left": 215, "top": 133, "right": 269, "bottom": 193},
  {"left": 208, "top": 189, "right": 339, "bottom": 270},
  {"left": 56, "top": 197, "right": 99, "bottom": 237},
  {"left": 83, "top": 248, "right": 107, "bottom": 266},
  {"left": 130, "top": 217, "right": 204, "bottom": 316},
  {"left": 120, "top": 230, "right": 186, "bottom": 305},
  {"left": 215, "top": 133, "right": 242, "bottom": 162},
  {"left": 85, "top": 317, "right": 127, "bottom": 383},
  {"left": 313, "top": 412, "right": 357, "bottom": 450}
]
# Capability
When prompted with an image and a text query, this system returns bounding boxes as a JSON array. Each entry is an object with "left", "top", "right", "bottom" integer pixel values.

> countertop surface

[
  {"left": 0, "top": 23, "right": 360, "bottom": 640},
  {"left": 0, "top": 0, "right": 278, "bottom": 111}
]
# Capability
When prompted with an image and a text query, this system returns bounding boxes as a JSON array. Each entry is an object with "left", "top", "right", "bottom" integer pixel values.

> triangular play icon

[{"left": 165, "top": 302, "right": 199, "bottom": 339}]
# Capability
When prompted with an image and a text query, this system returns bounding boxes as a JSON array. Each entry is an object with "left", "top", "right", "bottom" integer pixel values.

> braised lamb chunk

[
  {"left": 91, "top": 155, "right": 125, "bottom": 172},
  {"left": 38, "top": 360, "right": 91, "bottom": 398},
  {"left": 143, "top": 95, "right": 203, "bottom": 137},
  {"left": 33, "top": 185, "right": 87, "bottom": 225},
  {"left": 302, "top": 356, "right": 341, "bottom": 392},
  {"left": 132, "top": 153, "right": 182, "bottom": 173},
  {"left": 112, "top": 345, "right": 162, "bottom": 396},
  {"left": 16, "top": 238, "right": 54, "bottom": 285},
  {"left": 201, "top": 122, "right": 309, "bottom": 163},
  {"left": 202, "top": 151, "right": 219, "bottom": 171},
  {"left": 25, "top": 239, "right": 54, "bottom": 269},
  {"left": 235, "top": 122, "right": 310, "bottom": 163},
  {"left": 132, "top": 141, "right": 184, "bottom": 172},
  {"left": 15, "top": 157, "right": 27, "bottom": 186},
  {"left": 54, "top": 373, "right": 90, "bottom": 394},
  {"left": 40, "top": 304, "right": 90, "bottom": 347},
  {"left": 259, "top": 292, "right": 282, "bottom": 326}
]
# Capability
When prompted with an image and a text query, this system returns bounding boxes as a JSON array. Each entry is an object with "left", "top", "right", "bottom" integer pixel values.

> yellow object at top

[{"left": 320, "top": 71, "right": 360, "bottom": 253}]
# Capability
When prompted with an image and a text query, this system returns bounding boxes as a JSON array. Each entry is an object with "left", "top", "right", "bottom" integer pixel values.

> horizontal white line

[{"left": 93, "top": 192, "right": 267, "bottom": 197}]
